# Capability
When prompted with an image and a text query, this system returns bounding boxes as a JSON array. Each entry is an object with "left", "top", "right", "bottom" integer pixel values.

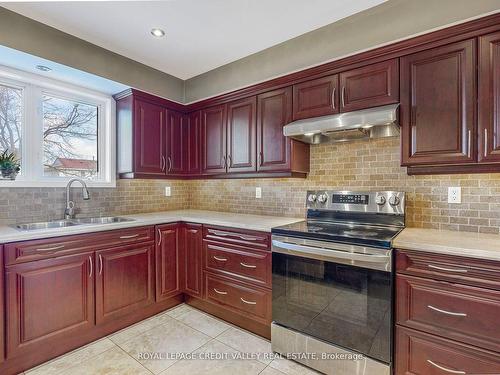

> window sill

[{"left": 0, "top": 179, "right": 116, "bottom": 188}]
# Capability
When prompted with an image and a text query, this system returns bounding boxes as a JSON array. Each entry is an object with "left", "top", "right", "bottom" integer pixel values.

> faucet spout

[{"left": 65, "top": 178, "right": 90, "bottom": 220}]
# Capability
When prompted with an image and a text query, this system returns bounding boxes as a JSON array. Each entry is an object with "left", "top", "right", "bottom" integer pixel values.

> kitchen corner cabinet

[
  {"left": 182, "top": 223, "right": 203, "bottom": 297},
  {"left": 5, "top": 252, "right": 95, "bottom": 358},
  {"left": 155, "top": 224, "right": 182, "bottom": 301},
  {"left": 201, "top": 104, "right": 227, "bottom": 174}
]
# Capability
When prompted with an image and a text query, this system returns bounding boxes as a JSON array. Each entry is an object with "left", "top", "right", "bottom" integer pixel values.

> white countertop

[
  {"left": 0, "top": 210, "right": 304, "bottom": 244},
  {"left": 394, "top": 227, "right": 500, "bottom": 261}
]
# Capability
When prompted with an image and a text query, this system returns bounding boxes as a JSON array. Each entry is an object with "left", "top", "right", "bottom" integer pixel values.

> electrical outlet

[
  {"left": 448, "top": 187, "right": 461, "bottom": 204},
  {"left": 255, "top": 187, "right": 262, "bottom": 199},
  {"left": 164, "top": 186, "right": 171, "bottom": 197}
]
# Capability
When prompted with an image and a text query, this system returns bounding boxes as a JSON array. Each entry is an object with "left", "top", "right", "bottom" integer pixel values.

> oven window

[{"left": 272, "top": 252, "right": 392, "bottom": 363}]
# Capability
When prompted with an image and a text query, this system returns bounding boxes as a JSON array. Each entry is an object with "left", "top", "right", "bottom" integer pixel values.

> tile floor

[{"left": 24, "top": 304, "right": 320, "bottom": 375}]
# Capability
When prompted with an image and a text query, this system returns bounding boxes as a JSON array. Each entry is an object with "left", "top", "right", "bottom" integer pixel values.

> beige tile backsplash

[{"left": 1, "top": 137, "right": 500, "bottom": 234}]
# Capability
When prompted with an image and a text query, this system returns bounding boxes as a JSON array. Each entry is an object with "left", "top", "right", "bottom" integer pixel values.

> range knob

[
  {"left": 317, "top": 194, "right": 328, "bottom": 204},
  {"left": 389, "top": 195, "right": 401, "bottom": 206},
  {"left": 307, "top": 194, "right": 317, "bottom": 203},
  {"left": 375, "top": 195, "right": 386, "bottom": 206}
]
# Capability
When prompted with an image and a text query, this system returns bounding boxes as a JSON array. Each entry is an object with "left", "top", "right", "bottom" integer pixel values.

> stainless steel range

[{"left": 271, "top": 191, "right": 405, "bottom": 375}]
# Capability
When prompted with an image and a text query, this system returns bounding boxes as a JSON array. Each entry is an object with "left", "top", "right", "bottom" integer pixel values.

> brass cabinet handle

[
  {"left": 467, "top": 130, "right": 471, "bottom": 158},
  {"left": 119, "top": 234, "right": 140, "bottom": 239},
  {"left": 157, "top": 228, "right": 162, "bottom": 246},
  {"left": 240, "top": 297, "right": 257, "bottom": 305},
  {"left": 258, "top": 151, "right": 263, "bottom": 166},
  {"left": 213, "top": 288, "right": 228, "bottom": 295},
  {"left": 161, "top": 155, "right": 166, "bottom": 171},
  {"left": 484, "top": 128, "right": 488, "bottom": 157},
  {"left": 428, "top": 264, "right": 467, "bottom": 273},
  {"left": 99, "top": 254, "right": 103, "bottom": 275},
  {"left": 167, "top": 156, "right": 172, "bottom": 172},
  {"left": 209, "top": 229, "right": 263, "bottom": 242},
  {"left": 88, "top": 256, "right": 93, "bottom": 278},
  {"left": 427, "top": 305, "right": 467, "bottom": 317},
  {"left": 240, "top": 262, "right": 256, "bottom": 269},
  {"left": 427, "top": 360, "right": 465, "bottom": 374},
  {"left": 331, "top": 87, "right": 336, "bottom": 110},
  {"left": 213, "top": 256, "right": 227, "bottom": 262},
  {"left": 341, "top": 86, "right": 346, "bottom": 108},
  {"left": 35, "top": 245, "right": 65, "bottom": 252}
]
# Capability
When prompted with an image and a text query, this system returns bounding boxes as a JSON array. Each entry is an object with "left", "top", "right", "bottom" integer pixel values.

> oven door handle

[{"left": 272, "top": 239, "right": 390, "bottom": 263}]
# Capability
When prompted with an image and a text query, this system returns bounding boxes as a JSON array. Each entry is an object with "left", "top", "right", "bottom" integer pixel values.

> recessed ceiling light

[
  {"left": 150, "top": 28, "right": 165, "bottom": 38},
  {"left": 36, "top": 65, "right": 52, "bottom": 72}
]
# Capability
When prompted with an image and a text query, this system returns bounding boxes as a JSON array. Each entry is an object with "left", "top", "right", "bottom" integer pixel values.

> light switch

[
  {"left": 255, "top": 187, "right": 262, "bottom": 199},
  {"left": 448, "top": 187, "right": 461, "bottom": 204},
  {"left": 165, "top": 186, "right": 171, "bottom": 197}
]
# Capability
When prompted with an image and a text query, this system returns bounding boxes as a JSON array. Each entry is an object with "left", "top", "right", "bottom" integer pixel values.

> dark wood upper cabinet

[
  {"left": 5, "top": 253, "right": 95, "bottom": 358},
  {"left": 182, "top": 223, "right": 203, "bottom": 297},
  {"left": 133, "top": 99, "right": 166, "bottom": 175},
  {"left": 156, "top": 224, "right": 181, "bottom": 301},
  {"left": 95, "top": 243, "right": 154, "bottom": 324},
  {"left": 201, "top": 104, "right": 227, "bottom": 174},
  {"left": 339, "top": 59, "right": 399, "bottom": 112},
  {"left": 292, "top": 75, "right": 339, "bottom": 120},
  {"left": 227, "top": 97, "right": 257, "bottom": 173},
  {"left": 185, "top": 111, "right": 201, "bottom": 174},
  {"left": 400, "top": 40, "right": 476, "bottom": 166},
  {"left": 166, "top": 110, "right": 184, "bottom": 175},
  {"left": 479, "top": 31, "right": 500, "bottom": 163}
]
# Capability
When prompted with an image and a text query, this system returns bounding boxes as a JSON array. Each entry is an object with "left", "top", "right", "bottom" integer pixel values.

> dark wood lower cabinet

[
  {"left": 5, "top": 252, "right": 95, "bottom": 359},
  {"left": 95, "top": 243, "right": 155, "bottom": 324},
  {"left": 156, "top": 223, "right": 182, "bottom": 301},
  {"left": 182, "top": 223, "right": 203, "bottom": 297}
]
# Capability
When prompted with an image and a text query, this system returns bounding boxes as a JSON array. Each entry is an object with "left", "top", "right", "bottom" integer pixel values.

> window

[{"left": 0, "top": 65, "right": 115, "bottom": 187}]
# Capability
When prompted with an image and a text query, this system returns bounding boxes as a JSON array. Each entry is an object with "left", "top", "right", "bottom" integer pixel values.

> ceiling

[{"left": 2, "top": 0, "right": 387, "bottom": 80}]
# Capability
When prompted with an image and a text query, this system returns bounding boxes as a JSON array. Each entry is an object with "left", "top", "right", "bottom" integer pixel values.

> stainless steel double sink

[{"left": 14, "top": 216, "right": 135, "bottom": 231}]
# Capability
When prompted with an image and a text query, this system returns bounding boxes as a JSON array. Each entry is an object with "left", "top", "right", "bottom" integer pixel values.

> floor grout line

[{"left": 115, "top": 344, "right": 156, "bottom": 375}]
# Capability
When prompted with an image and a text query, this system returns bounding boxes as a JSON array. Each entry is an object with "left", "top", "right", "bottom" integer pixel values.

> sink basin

[
  {"left": 13, "top": 216, "right": 135, "bottom": 231},
  {"left": 71, "top": 216, "right": 135, "bottom": 224},
  {"left": 15, "top": 220, "right": 80, "bottom": 231}
]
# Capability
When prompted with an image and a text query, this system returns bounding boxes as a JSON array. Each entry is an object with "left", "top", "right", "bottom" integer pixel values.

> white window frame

[{"left": 0, "top": 65, "right": 115, "bottom": 187}]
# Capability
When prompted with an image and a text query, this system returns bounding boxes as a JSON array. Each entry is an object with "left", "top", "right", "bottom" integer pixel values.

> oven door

[{"left": 272, "top": 235, "right": 392, "bottom": 364}]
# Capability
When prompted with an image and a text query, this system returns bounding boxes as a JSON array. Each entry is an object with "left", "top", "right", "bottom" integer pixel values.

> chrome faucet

[{"left": 65, "top": 178, "right": 90, "bottom": 220}]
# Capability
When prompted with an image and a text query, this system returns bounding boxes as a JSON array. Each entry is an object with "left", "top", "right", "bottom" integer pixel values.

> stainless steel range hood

[{"left": 283, "top": 104, "right": 400, "bottom": 144}]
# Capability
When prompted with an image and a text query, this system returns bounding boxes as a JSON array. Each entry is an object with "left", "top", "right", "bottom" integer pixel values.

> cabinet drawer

[
  {"left": 205, "top": 273, "right": 271, "bottom": 321},
  {"left": 204, "top": 226, "right": 270, "bottom": 250},
  {"left": 395, "top": 326, "right": 500, "bottom": 375},
  {"left": 4, "top": 226, "right": 155, "bottom": 265},
  {"left": 396, "top": 249, "right": 500, "bottom": 290},
  {"left": 396, "top": 274, "right": 500, "bottom": 352},
  {"left": 204, "top": 242, "right": 271, "bottom": 287}
]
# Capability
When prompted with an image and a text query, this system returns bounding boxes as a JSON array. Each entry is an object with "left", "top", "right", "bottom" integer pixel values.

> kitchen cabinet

[
  {"left": 156, "top": 224, "right": 181, "bottom": 301},
  {"left": 182, "top": 223, "right": 203, "bottom": 297},
  {"left": 292, "top": 75, "right": 339, "bottom": 120},
  {"left": 95, "top": 243, "right": 155, "bottom": 324},
  {"left": 5, "top": 253, "right": 95, "bottom": 358},
  {"left": 227, "top": 97, "right": 257, "bottom": 173},
  {"left": 339, "top": 59, "right": 399, "bottom": 112},
  {"left": 479, "top": 31, "right": 500, "bottom": 163},
  {"left": 201, "top": 104, "right": 227, "bottom": 174},
  {"left": 257, "top": 87, "right": 309, "bottom": 174},
  {"left": 400, "top": 40, "right": 476, "bottom": 167},
  {"left": 395, "top": 249, "right": 500, "bottom": 374},
  {"left": 184, "top": 111, "right": 201, "bottom": 174},
  {"left": 0, "top": 246, "right": 3, "bottom": 364},
  {"left": 165, "top": 110, "right": 184, "bottom": 175}
]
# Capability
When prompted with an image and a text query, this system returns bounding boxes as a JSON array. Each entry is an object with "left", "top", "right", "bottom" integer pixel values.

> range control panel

[{"left": 306, "top": 190, "right": 405, "bottom": 215}]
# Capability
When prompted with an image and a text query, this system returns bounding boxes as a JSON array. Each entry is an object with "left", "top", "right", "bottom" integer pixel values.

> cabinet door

[
  {"left": 201, "top": 105, "right": 227, "bottom": 174},
  {"left": 5, "top": 253, "right": 94, "bottom": 358},
  {"left": 400, "top": 40, "right": 476, "bottom": 166},
  {"left": 185, "top": 111, "right": 201, "bottom": 174},
  {"left": 133, "top": 99, "right": 166, "bottom": 175},
  {"left": 0, "top": 246, "right": 4, "bottom": 363},
  {"left": 182, "top": 223, "right": 203, "bottom": 297},
  {"left": 339, "top": 59, "right": 399, "bottom": 112},
  {"left": 257, "top": 87, "right": 293, "bottom": 172},
  {"left": 293, "top": 75, "right": 339, "bottom": 120},
  {"left": 227, "top": 97, "right": 257, "bottom": 173},
  {"left": 95, "top": 244, "right": 154, "bottom": 324},
  {"left": 156, "top": 224, "right": 181, "bottom": 301},
  {"left": 166, "top": 110, "right": 184, "bottom": 174},
  {"left": 479, "top": 31, "right": 500, "bottom": 163}
]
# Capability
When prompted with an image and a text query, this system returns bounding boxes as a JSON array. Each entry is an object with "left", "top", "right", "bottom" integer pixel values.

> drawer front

[
  {"left": 203, "top": 226, "right": 270, "bottom": 251},
  {"left": 396, "top": 249, "right": 500, "bottom": 290},
  {"left": 396, "top": 274, "right": 500, "bottom": 352},
  {"left": 205, "top": 273, "right": 271, "bottom": 321},
  {"left": 204, "top": 242, "right": 271, "bottom": 287},
  {"left": 395, "top": 326, "right": 500, "bottom": 375},
  {"left": 4, "top": 226, "right": 155, "bottom": 265}
]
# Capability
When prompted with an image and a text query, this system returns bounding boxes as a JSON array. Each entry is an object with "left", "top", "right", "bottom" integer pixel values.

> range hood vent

[{"left": 283, "top": 104, "right": 400, "bottom": 144}]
